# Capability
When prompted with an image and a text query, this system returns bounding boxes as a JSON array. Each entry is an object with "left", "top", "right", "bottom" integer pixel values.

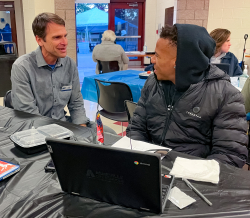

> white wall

[
  {"left": 207, "top": 0, "right": 250, "bottom": 66},
  {"left": 22, "top": 0, "right": 55, "bottom": 54},
  {"left": 156, "top": 0, "right": 175, "bottom": 30},
  {"left": 145, "top": 0, "right": 157, "bottom": 53},
  {"left": 145, "top": 0, "right": 174, "bottom": 63}
]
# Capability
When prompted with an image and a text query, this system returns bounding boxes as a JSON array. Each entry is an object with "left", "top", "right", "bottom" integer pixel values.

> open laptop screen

[{"left": 46, "top": 137, "right": 173, "bottom": 214}]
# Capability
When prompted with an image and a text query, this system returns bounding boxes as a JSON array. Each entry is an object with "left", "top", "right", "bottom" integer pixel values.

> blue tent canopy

[{"left": 76, "top": 8, "right": 138, "bottom": 30}]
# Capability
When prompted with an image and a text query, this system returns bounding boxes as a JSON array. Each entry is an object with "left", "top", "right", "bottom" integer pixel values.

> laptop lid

[
  {"left": 213, "top": 63, "right": 230, "bottom": 75},
  {"left": 46, "top": 137, "right": 169, "bottom": 214}
]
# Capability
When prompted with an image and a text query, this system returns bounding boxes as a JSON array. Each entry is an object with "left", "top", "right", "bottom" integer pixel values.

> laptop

[
  {"left": 213, "top": 63, "right": 230, "bottom": 75},
  {"left": 45, "top": 137, "right": 174, "bottom": 214}
]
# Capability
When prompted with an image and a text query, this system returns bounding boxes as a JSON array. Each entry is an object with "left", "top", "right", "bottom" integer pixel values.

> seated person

[
  {"left": 144, "top": 64, "right": 153, "bottom": 71},
  {"left": 11, "top": 13, "right": 116, "bottom": 135},
  {"left": 127, "top": 24, "right": 248, "bottom": 168},
  {"left": 92, "top": 30, "right": 129, "bottom": 74},
  {"left": 3, "top": 23, "right": 11, "bottom": 32},
  {"left": 210, "top": 28, "right": 242, "bottom": 77}
]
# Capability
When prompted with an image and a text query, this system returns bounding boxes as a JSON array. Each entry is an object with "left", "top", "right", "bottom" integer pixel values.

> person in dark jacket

[
  {"left": 127, "top": 24, "right": 248, "bottom": 168},
  {"left": 210, "top": 28, "right": 242, "bottom": 77}
]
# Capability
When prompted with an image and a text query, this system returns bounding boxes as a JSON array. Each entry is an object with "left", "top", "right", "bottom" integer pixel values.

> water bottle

[
  {"left": 143, "top": 42, "right": 147, "bottom": 52},
  {"left": 244, "top": 64, "right": 249, "bottom": 76},
  {"left": 239, "top": 65, "right": 248, "bottom": 89}
]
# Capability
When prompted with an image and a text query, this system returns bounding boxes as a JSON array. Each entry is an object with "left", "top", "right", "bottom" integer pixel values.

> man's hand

[{"left": 80, "top": 124, "right": 87, "bottom": 127}]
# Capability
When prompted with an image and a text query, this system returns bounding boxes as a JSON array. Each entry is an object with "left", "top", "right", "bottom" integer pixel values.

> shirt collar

[
  {"left": 35, "top": 47, "right": 63, "bottom": 68},
  {"left": 101, "top": 41, "right": 115, "bottom": 45},
  {"left": 212, "top": 52, "right": 226, "bottom": 60}
]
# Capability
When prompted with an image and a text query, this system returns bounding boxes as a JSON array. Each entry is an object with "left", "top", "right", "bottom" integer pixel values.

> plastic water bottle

[
  {"left": 143, "top": 42, "right": 147, "bottom": 52},
  {"left": 239, "top": 65, "right": 248, "bottom": 89}
]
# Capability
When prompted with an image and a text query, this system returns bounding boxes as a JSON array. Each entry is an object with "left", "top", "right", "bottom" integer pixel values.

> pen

[{"left": 183, "top": 178, "right": 213, "bottom": 206}]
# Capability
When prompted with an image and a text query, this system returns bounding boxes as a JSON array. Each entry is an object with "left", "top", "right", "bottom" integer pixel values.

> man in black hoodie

[{"left": 127, "top": 24, "right": 248, "bottom": 168}]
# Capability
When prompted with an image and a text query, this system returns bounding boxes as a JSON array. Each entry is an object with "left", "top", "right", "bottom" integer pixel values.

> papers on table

[
  {"left": 168, "top": 187, "right": 196, "bottom": 209},
  {"left": 112, "top": 136, "right": 171, "bottom": 153},
  {"left": 170, "top": 157, "right": 220, "bottom": 184}
]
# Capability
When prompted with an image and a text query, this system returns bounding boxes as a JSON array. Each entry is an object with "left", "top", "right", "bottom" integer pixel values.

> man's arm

[
  {"left": 11, "top": 63, "right": 40, "bottom": 115},
  {"left": 126, "top": 79, "right": 150, "bottom": 142},
  {"left": 207, "top": 91, "right": 248, "bottom": 168},
  {"left": 67, "top": 65, "right": 90, "bottom": 125}
]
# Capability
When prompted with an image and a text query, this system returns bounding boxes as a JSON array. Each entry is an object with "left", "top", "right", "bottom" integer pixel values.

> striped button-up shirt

[{"left": 11, "top": 47, "right": 89, "bottom": 125}]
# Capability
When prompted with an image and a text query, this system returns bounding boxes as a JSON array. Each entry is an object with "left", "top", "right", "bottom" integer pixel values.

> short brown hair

[
  {"left": 32, "top": 12, "right": 65, "bottom": 41},
  {"left": 210, "top": 28, "right": 231, "bottom": 54},
  {"left": 160, "top": 25, "right": 178, "bottom": 47}
]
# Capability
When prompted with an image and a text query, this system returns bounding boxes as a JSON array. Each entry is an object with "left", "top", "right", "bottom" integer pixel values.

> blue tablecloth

[{"left": 81, "top": 70, "right": 147, "bottom": 103}]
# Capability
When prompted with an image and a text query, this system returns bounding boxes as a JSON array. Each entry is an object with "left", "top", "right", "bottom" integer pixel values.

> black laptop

[
  {"left": 213, "top": 63, "right": 230, "bottom": 75},
  {"left": 45, "top": 137, "right": 174, "bottom": 214}
]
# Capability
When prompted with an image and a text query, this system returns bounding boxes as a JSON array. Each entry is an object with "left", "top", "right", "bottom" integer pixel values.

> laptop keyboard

[{"left": 162, "top": 184, "right": 170, "bottom": 205}]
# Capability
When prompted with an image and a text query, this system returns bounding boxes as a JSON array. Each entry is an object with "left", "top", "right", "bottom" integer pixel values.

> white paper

[
  {"left": 168, "top": 187, "right": 196, "bottom": 209},
  {"left": 112, "top": 136, "right": 171, "bottom": 153},
  {"left": 170, "top": 157, "right": 220, "bottom": 184}
]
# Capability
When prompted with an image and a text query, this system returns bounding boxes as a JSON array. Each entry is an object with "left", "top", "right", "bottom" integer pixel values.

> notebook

[
  {"left": 45, "top": 137, "right": 174, "bottom": 214},
  {"left": 0, "top": 159, "right": 20, "bottom": 181}
]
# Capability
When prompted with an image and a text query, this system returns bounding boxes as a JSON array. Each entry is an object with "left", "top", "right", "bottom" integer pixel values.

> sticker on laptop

[
  {"left": 61, "top": 85, "right": 72, "bottom": 91},
  {"left": 163, "top": 174, "right": 172, "bottom": 179},
  {"left": 134, "top": 161, "right": 150, "bottom": 166}
]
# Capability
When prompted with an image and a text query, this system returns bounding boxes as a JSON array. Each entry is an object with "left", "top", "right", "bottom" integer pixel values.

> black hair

[{"left": 160, "top": 25, "right": 178, "bottom": 47}]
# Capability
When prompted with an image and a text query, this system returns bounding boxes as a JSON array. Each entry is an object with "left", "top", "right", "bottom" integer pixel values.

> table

[
  {"left": 125, "top": 52, "right": 154, "bottom": 58},
  {"left": 125, "top": 52, "right": 154, "bottom": 64},
  {"left": 1, "top": 106, "right": 250, "bottom": 218},
  {"left": 81, "top": 70, "right": 147, "bottom": 103}
]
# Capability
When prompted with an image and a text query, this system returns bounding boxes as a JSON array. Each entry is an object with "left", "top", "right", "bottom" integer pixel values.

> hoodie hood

[{"left": 174, "top": 24, "right": 216, "bottom": 91}]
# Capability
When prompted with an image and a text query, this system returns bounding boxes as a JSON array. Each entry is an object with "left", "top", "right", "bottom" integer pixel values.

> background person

[
  {"left": 210, "top": 28, "right": 242, "bottom": 77},
  {"left": 92, "top": 30, "right": 129, "bottom": 74}
]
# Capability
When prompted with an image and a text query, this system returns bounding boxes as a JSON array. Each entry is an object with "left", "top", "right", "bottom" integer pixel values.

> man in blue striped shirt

[{"left": 11, "top": 13, "right": 90, "bottom": 126}]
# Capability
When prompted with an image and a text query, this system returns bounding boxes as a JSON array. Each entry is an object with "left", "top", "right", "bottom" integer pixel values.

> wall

[
  {"left": 22, "top": 0, "right": 55, "bottom": 54},
  {"left": 55, "top": 0, "right": 76, "bottom": 62},
  {"left": 145, "top": 0, "right": 174, "bottom": 64},
  {"left": 156, "top": 0, "right": 175, "bottom": 29},
  {"left": 207, "top": 0, "right": 250, "bottom": 66},
  {"left": 145, "top": 0, "right": 157, "bottom": 54},
  {"left": 176, "top": 0, "right": 209, "bottom": 28}
]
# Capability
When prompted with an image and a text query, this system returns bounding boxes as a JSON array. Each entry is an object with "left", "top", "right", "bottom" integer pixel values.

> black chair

[
  {"left": 0, "top": 42, "right": 18, "bottom": 96},
  {"left": 3, "top": 90, "right": 13, "bottom": 109},
  {"left": 124, "top": 100, "right": 137, "bottom": 123},
  {"left": 95, "top": 79, "right": 133, "bottom": 135},
  {"left": 97, "top": 60, "right": 119, "bottom": 74}
]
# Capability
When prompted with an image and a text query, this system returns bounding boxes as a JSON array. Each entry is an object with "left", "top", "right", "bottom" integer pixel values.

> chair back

[
  {"left": 95, "top": 79, "right": 133, "bottom": 113},
  {"left": 124, "top": 100, "right": 137, "bottom": 123},
  {"left": 4, "top": 90, "right": 13, "bottom": 109},
  {"left": 97, "top": 60, "right": 119, "bottom": 74}
]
